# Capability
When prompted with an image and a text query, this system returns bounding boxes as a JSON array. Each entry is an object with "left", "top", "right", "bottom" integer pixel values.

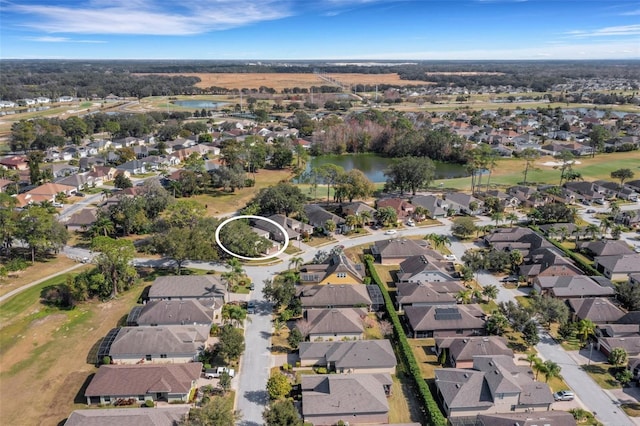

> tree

[
  {"left": 616, "top": 369, "right": 633, "bottom": 386},
  {"left": 482, "top": 284, "right": 499, "bottom": 303},
  {"left": 222, "top": 304, "right": 248, "bottom": 327},
  {"left": 525, "top": 353, "right": 538, "bottom": 367},
  {"left": 251, "top": 182, "right": 307, "bottom": 217},
  {"left": 486, "top": 311, "right": 509, "bottom": 336},
  {"left": 0, "top": 194, "right": 18, "bottom": 256},
  {"left": 267, "top": 372, "right": 292, "bottom": 400},
  {"left": 532, "top": 357, "right": 546, "bottom": 381},
  {"left": 288, "top": 256, "right": 303, "bottom": 272},
  {"left": 521, "top": 147, "right": 541, "bottom": 186},
  {"left": 181, "top": 395, "right": 241, "bottom": 426},
  {"left": 263, "top": 399, "right": 302, "bottom": 426},
  {"left": 609, "top": 347, "right": 628, "bottom": 367},
  {"left": 543, "top": 360, "right": 561, "bottom": 383},
  {"left": 611, "top": 168, "right": 634, "bottom": 187},
  {"left": 522, "top": 320, "right": 540, "bottom": 347},
  {"left": 27, "top": 151, "right": 45, "bottom": 185},
  {"left": 554, "top": 151, "right": 575, "bottom": 186},
  {"left": 316, "top": 163, "right": 345, "bottom": 203},
  {"left": 509, "top": 249, "right": 524, "bottom": 274},
  {"left": 451, "top": 217, "right": 476, "bottom": 238},
  {"left": 287, "top": 328, "right": 303, "bottom": 349},
  {"left": 114, "top": 173, "right": 132, "bottom": 189},
  {"left": 616, "top": 280, "right": 640, "bottom": 311},
  {"left": 270, "top": 144, "right": 293, "bottom": 169},
  {"left": 491, "top": 211, "right": 504, "bottom": 227},
  {"left": 334, "top": 169, "right": 375, "bottom": 202},
  {"left": 263, "top": 276, "right": 296, "bottom": 310},
  {"left": 217, "top": 324, "right": 245, "bottom": 362},
  {"left": 324, "top": 219, "right": 337, "bottom": 233},
  {"left": 61, "top": 115, "right": 88, "bottom": 144},
  {"left": 531, "top": 295, "right": 569, "bottom": 326},
  {"left": 375, "top": 206, "right": 398, "bottom": 227},
  {"left": 588, "top": 125, "right": 609, "bottom": 157},
  {"left": 577, "top": 319, "right": 596, "bottom": 343},
  {"left": 16, "top": 205, "right": 68, "bottom": 262},
  {"left": 384, "top": 156, "right": 435, "bottom": 195},
  {"left": 91, "top": 236, "right": 137, "bottom": 298},
  {"left": 505, "top": 212, "right": 519, "bottom": 227}
]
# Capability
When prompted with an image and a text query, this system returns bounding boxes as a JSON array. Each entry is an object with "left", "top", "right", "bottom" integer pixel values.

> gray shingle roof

[
  {"left": 85, "top": 363, "right": 202, "bottom": 397},
  {"left": 148, "top": 275, "right": 226, "bottom": 300},
  {"left": 109, "top": 325, "right": 208, "bottom": 358},
  {"left": 298, "top": 284, "right": 372, "bottom": 308},
  {"left": 306, "top": 308, "right": 366, "bottom": 335},
  {"left": 301, "top": 373, "right": 390, "bottom": 417},
  {"left": 396, "top": 281, "right": 459, "bottom": 305},
  {"left": 596, "top": 254, "right": 640, "bottom": 274},
  {"left": 64, "top": 407, "right": 190, "bottom": 426},
  {"left": 404, "top": 305, "right": 485, "bottom": 333},
  {"left": 577, "top": 240, "right": 634, "bottom": 257},
  {"left": 298, "top": 340, "right": 397, "bottom": 369},
  {"left": 135, "top": 300, "right": 214, "bottom": 326},
  {"left": 446, "top": 336, "right": 513, "bottom": 364},
  {"left": 372, "top": 239, "right": 431, "bottom": 260},
  {"left": 535, "top": 275, "right": 615, "bottom": 298},
  {"left": 568, "top": 298, "right": 625, "bottom": 323}
]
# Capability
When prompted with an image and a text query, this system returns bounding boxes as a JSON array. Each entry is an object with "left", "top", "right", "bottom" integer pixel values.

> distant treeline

[{"left": 1, "top": 59, "right": 639, "bottom": 100}]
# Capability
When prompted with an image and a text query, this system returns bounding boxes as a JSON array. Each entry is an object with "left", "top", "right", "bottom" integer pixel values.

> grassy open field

[
  {"left": 0, "top": 272, "right": 144, "bottom": 425},
  {"left": 0, "top": 255, "right": 79, "bottom": 297}
]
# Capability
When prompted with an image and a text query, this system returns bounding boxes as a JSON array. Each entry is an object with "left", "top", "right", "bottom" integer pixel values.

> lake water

[
  {"left": 172, "top": 100, "right": 228, "bottom": 108},
  {"left": 301, "top": 154, "right": 468, "bottom": 183}
]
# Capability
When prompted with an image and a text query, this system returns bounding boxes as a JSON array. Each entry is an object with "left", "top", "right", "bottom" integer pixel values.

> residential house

[
  {"left": 577, "top": 240, "right": 634, "bottom": 257},
  {"left": 630, "top": 273, "right": 640, "bottom": 287},
  {"left": 411, "top": 194, "right": 449, "bottom": 218},
  {"left": 64, "top": 407, "right": 191, "bottom": 426},
  {"left": 0, "top": 156, "right": 28, "bottom": 170},
  {"left": 64, "top": 208, "right": 98, "bottom": 232},
  {"left": 90, "top": 165, "right": 117, "bottom": 182},
  {"left": 596, "top": 324, "right": 640, "bottom": 357},
  {"left": 128, "top": 300, "right": 214, "bottom": 327},
  {"left": 108, "top": 325, "right": 209, "bottom": 364},
  {"left": 563, "top": 181, "right": 605, "bottom": 204},
  {"left": 533, "top": 275, "right": 615, "bottom": 299},
  {"left": 395, "top": 281, "right": 461, "bottom": 312},
  {"left": 568, "top": 297, "right": 625, "bottom": 324},
  {"left": 298, "top": 340, "right": 397, "bottom": 374},
  {"left": 628, "top": 357, "right": 640, "bottom": 383},
  {"left": 147, "top": 275, "right": 227, "bottom": 306},
  {"left": 537, "top": 223, "right": 578, "bottom": 240},
  {"left": 404, "top": 304, "right": 486, "bottom": 338},
  {"left": 56, "top": 172, "right": 102, "bottom": 191},
  {"left": 14, "top": 182, "right": 77, "bottom": 207},
  {"left": 595, "top": 253, "right": 640, "bottom": 281},
  {"left": 371, "top": 239, "right": 432, "bottom": 265},
  {"left": 443, "top": 192, "right": 483, "bottom": 215},
  {"left": 519, "top": 248, "right": 583, "bottom": 283},
  {"left": 299, "top": 253, "right": 365, "bottom": 285},
  {"left": 434, "top": 355, "right": 553, "bottom": 419},
  {"left": 340, "top": 201, "right": 377, "bottom": 223},
  {"left": 0, "top": 178, "right": 12, "bottom": 193},
  {"left": 507, "top": 186, "right": 545, "bottom": 208},
  {"left": 435, "top": 336, "right": 513, "bottom": 369},
  {"left": 252, "top": 214, "right": 313, "bottom": 242},
  {"left": 476, "top": 411, "right": 577, "bottom": 426},
  {"left": 615, "top": 210, "right": 640, "bottom": 229},
  {"left": 301, "top": 373, "right": 391, "bottom": 425},
  {"left": 396, "top": 254, "right": 457, "bottom": 282},
  {"left": 298, "top": 284, "right": 372, "bottom": 310},
  {"left": 84, "top": 363, "right": 202, "bottom": 405},
  {"left": 376, "top": 198, "right": 415, "bottom": 222},
  {"left": 304, "top": 308, "right": 367, "bottom": 341},
  {"left": 116, "top": 160, "right": 148, "bottom": 175},
  {"left": 484, "top": 227, "right": 551, "bottom": 256},
  {"left": 303, "top": 204, "right": 346, "bottom": 233}
]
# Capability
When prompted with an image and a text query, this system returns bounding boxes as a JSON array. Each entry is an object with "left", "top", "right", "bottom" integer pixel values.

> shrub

[
  {"left": 144, "top": 400, "right": 154, "bottom": 408},
  {"left": 295, "top": 361, "right": 301, "bottom": 368},
  {"left": 282, "top": 363, "right": 290, "bottom": 371},
  {"left": 315, "top": 367, "right": 328, "bottom": 374},
  {"left": 102, "top": 356, "right": 111, "bottom": 365}
]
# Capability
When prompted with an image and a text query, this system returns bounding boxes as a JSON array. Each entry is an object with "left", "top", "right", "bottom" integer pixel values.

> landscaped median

[{"left": 365, "top": 257, "right": 447, "bottom": 426}]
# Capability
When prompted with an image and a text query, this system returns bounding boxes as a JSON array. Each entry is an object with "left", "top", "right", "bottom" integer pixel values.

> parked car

[
  {"left": 443, "top": 254, "right": 457, "bottom": 261},
  {"left": 385, "top": 229, "right": 397, "bottom": 235},
  {"left": 52, "top": 202, "right": 63, "bottom": 208},
  {"left": 247, "top": 300, "right": 256, "bottom": 314},
  {"left": 586, "top": 209, "right": 596, "bottom": 213},
  {"left": 205, "top": 367, "right": 236, "bottom": 379},
  {"left": 501, "top": 276, "right": 519, "bottom": 283},
  {"left": 75, "top": 192, "right": 85, "bottom": 197},
  {"left": 406, "top": 220, "right": 415, "bottom": 227},
  {"left": 553, "top": 390, "right": 575, "bottom": 401},
  {"left": 249, "top": 282, "right": 255, "bottom": 290}
]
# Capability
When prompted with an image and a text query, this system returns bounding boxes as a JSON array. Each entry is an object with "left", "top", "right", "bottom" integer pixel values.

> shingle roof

[
  {"left": 476, "top": 411, "right": 577, "bottom": 426},
  {"left": 568, "top": 298, "right": 625, "bottom": 323},
  {"left": 596, "top": 254, "right": 640, "bottom": 274},
  {"left": 135, "top": 300, "right": 214, "bottom": 326},
  {"left": 148, "top": 275, "right": 226, "bottom": 300},
  {"left": 64, "top": 407, "right": 190, "bottom": 426},
  {"left": 446, "top": 336, "right": 513, "bottom": 364},
  {"left": 306, "top": 308, "right": 366, "bottom": 335},
  {"left": 578, "top": 240, "right": 634, "bottom": 257},
  {"left": 434, "top": 368, "right": 494, "bottom": 409},
  {"left": 299, "top": 340, "right": 397, "bottom": 369},
  {"left": 298, "top": 284, "right": 372, "bottom": 308},
  {"left": 404, "top": 305, "right": 485, "bottom": 333},
  {"left": 65, "top": 208, "right": 98, "bottom": 227},
  {"left": 372, "top": 239, "right": 431, "bottom": 260},
  {"left": 535, "top": 275, "right": 615, "bottom": 298},
  {"left": 85, "top": 363, "right": 202, "bottom": 397},
  {"left": 301, "top": 373, "right": 390, "bottom": 417},
  {"left": 300, "top": 253, "right": 364, "bottom": 283},
  {"left": 600, "top": 337, "right": 640, "bottom": 356},
  {"left": 396, "top": 281, "right": 458, "bottom": 305},
  {"left": 109, "top": 325, "right": 209, "bottom": 357}
]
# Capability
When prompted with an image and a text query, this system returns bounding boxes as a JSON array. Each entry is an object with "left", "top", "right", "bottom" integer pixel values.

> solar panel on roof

[
  {"left": 366, "top": 285, "right": 384, "bottom": 306},
  {"left": 434, "top": 307, "right": 462, "bottom": 321}
]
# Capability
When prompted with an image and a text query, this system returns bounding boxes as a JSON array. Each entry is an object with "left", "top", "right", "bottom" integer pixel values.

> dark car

[
  {"left": 75, "top": 192, "right": 86, "bottom": 197},
  {"left": 247, "top": 300, "right": 256, "bottom": 314},
  {"left": 501, "top": 276, "right": 518, "bottom": 283}
]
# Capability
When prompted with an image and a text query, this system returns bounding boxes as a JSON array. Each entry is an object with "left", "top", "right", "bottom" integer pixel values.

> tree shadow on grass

[{"left": 73, "top": 373, "right": 95, "bottom": 404}]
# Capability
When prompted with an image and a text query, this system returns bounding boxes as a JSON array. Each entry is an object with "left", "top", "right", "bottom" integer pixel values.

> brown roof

[
  {"left": 300, "top": 253, "right": 364, "bottom": 283},
  {"left": 148, "top": 275, "right": 226, "bottom": 300},
  {"left": 299, "top": 340, "right": 397, "bottom": 369},
  {"left": 372, "top": 239, "right": 431, "bottom": 260},
  {"left": 109, "top": 325, "right": 209, "bottom": 358},
  {"left": 306, "top": 308, "right": 366, "bottom": 335},
  {"left": 535, "top": 275, "right": 615, "bottom": 298},
  {"left": 596, "top": 254, "right": 640, "bottom": 274},
  {"left": 64, "top": 407, "right": 190, "bottom": 426},
  {"left": 298, "top": 284, "right": 372, "bottom": 308},
  {"left": 65, "top": 208, "right": 98, "bottom": 227},
  {"left": 404, "top": 305, "right": 485, "bottom": 333},
  {"left": 568, "top": 298, "right": 625, "bottom": 323},
  {"left": 578, "top": 240, "right": 634, "bottom": 257},
  {"left": 85, "top": 363, "right": 202, "bottom": 397},
  {"left": 397, "top": 253, "right": 456, "bottom": 281},
  {"left": 135, "top": 300, "right": 214, "bottom": 326},
  {"left": 302, "top": 373, "right": 391, "bottom": 418},
  {"left": 396, "top": 281, "right": 459, "bottom": 306},
  {"left": 443, "top": 336, "right": 513, "bottom": 364}
]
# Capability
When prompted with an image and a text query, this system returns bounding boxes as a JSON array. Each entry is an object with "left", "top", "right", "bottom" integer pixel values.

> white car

[
  {"left": 205, "top": 367, "right": 236, "bottom": 379},
  {"left": 443, "top": 254, "right": 457, "bottom": 261},
  {"left": 384, "top": 229, "right": 397, "bottom": 235}
]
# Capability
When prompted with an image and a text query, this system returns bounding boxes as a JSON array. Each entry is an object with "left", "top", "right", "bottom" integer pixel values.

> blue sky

[{"left": 1, "top": 0, "right": 639, "bottom": 60}]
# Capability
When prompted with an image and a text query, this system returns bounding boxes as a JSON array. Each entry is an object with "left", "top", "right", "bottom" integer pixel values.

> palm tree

[
  {"left": 482, "top": 284, "right": 499, "bottom": 303},
  {"left": 577, "top": 319, "right": 596, "bottom": 343},
  {"left": 610, "top": 201, "right": 621, "bottom": 217},
  {"left": 414, "top": 206, "right": 427, "bottom": 222},
  {"left": 288, "top": 256, "right": 303, "bottom": 272},
  {"left": 525, "top": 353, "right": 539, "bottom": 367},
  {"left": 456, "top": 289, "right": 473, "bottom": 304},
  {"left": 345, "top": 214, "right": 358, "bottom": 231},
  {"left": 360, "top": 210, "right": 372, "bottom": 227},
  {"left": 491, "top": 211, "right": 504, "bottom": 227},
  {"left": 509, "top": 249, "right": 524, "bottom": 274},
  {"left": 532, "top": 357, "right": 546, "bottom": 380},
  {"left": 506, "top": 212, "right": 518, "bottom": 227},
  {"left": 585, "top": 223, "right": 600, "bottom": 240},
  {"left": 600, "top": 217, "right": 612, "bottom": 237},
  {"left": 611, "top": 224, "right": 624, "bottom": 240},
  {"left": 558, "top": 226, "right": 569, "bottom": 242},
  {"left": 90, "top": 214, "right": 115, "bottom": 237},
  {"left": 543, "top": 360, "right": 561, "bottom": 383}
]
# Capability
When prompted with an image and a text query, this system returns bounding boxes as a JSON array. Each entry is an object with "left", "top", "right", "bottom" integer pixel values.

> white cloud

[
  {"left": 24, "top": 36, "right": 106, "bottom": 43},
  {"left": 620, "top": 9, "right": 640, "bottom": 16},
  {"left": 565, "top": 24, "right": 640, "bottom": 38},
  {"left": 8, "top": 0, "right": 293, "bottom": 35}
]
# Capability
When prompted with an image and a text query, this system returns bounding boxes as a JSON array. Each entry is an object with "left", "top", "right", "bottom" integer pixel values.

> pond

[
  {"left": 301, "top": 154, "right": 468, "bottom": 183},
  {"left": 172, "top": 100, "right": 228, "bottom": 108}
]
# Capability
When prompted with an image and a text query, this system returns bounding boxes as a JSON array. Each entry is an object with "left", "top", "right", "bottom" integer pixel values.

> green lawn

[
  {"left": 581, "top": 364, "right": 621, "bottom": 389},
  {"left": 387, "top": 373, "right": 426, "bottom": 424},
  {"left": 407, "top": 338, "right": 440, "bottom": 379}
]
